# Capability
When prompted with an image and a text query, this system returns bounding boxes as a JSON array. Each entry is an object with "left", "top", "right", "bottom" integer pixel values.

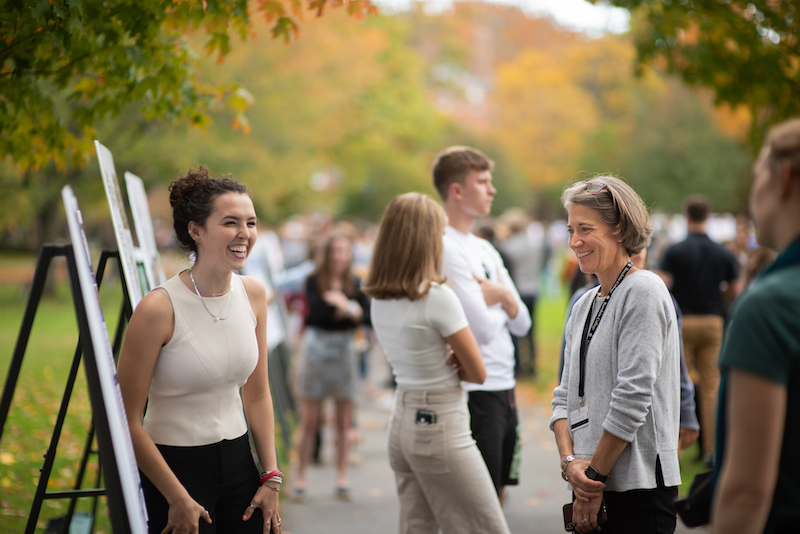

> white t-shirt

[
  {"left": 442, "top": 226, "right": 531, "bottom": 392},
  {"left": 370, "top": 283, "right": 470, "bottom": 390}
]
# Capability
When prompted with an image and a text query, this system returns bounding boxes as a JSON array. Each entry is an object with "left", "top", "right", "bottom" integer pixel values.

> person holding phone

[
  {"left": 364, "top": 192, "right": 510, "bottom": 533},
  {"left": 551, "top": 176, "right": 681, "bottom": 534}
]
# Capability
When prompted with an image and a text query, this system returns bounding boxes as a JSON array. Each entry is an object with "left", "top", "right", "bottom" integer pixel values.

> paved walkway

[{"left": 281, "top": 355, "right": 699, "bottom": 534}]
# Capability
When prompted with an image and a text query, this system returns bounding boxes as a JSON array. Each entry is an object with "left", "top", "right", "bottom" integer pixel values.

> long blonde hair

[{"left": 363, "top": 193, "right": 447, "bottom": 301}]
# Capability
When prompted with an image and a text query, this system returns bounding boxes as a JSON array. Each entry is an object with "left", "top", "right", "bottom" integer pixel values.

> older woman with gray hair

[{"left": 551, "top": 176, "right": 681, "bottom": 533}]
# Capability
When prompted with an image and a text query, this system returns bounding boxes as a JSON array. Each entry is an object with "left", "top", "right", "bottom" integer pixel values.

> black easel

[{"left": 0, "top": 245, "right": 132, "bottom": 534}]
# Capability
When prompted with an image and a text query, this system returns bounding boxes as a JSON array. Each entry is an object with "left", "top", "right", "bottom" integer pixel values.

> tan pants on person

[
  {"left": 681, "top": 315, "right": 725, "bottom": 457},
  {"left": 388, "top": 387, "right": 511, "bottom": 534}
]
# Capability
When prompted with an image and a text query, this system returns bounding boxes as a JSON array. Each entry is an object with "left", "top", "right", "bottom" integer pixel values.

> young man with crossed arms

[{"left": 432, "top": 146, "right": 532, "bottom": 504}]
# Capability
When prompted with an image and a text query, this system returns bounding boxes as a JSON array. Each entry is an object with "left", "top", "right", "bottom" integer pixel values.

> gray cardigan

[{"left": 550, "top": 270, "right": 681, "bottom": 491}]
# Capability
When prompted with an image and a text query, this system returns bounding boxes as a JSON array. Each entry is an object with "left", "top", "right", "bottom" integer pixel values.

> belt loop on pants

[{"left": 422, "top": 390, "right": 428, "bottom": 407}]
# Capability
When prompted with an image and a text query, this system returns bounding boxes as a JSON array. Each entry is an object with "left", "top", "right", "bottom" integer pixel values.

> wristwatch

[
  {"left": 561, "top": 455, "right": 575, "bottom": 481},
  {"left": 585, "top": 465, "right": 608, "bottom": 483}
]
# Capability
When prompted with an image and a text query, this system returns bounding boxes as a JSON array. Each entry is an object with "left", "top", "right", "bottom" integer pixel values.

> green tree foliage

[
  {"left": 0, "top": 1, "right": 759, "bottom": 249},
  {"left": 0, "top": 0, "right": 376, "bottom": 248},
  {"left": 592, "top": 0, "right": 800, "bottom": 148},
  {"left": 580, "top": 78, "right": 751, "bottom": 213},
  {"left": 81, "top": 10, "right": 452, "bottom": 226},
  {"left": 0, "top": 0, "right": 377, "bottom": 172},
  {"left": 489, "top": 29, "right": 751, "bottom": 213}
]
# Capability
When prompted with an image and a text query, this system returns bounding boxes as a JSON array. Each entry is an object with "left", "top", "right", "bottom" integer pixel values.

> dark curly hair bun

[
  {"left": 168, "top": 166, "right": 248, "bottom": 255},
  {"left": 169, "top": 166, "right": 211, "bottom": 208}
]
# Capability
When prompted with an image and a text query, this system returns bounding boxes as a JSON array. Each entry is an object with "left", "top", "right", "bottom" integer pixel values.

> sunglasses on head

[{"left": 574, "top": 181, "right": 608, "bottom": 193}]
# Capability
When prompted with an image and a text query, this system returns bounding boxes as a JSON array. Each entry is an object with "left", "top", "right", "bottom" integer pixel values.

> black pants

[
  {"left": 512, "top": 294, "right": 538, "bottom": 376},
  {"left": 586, "top": 456, "right": 678, "bottom": 534},
  {"left": 602, "top": 486, "right": 678, "bottom": 533},
  {"left": 467, "top": 389, "right": 520, "bottom": 494},
  {"left": 141, "top": 433, "right": 263, "bottom": 534}
]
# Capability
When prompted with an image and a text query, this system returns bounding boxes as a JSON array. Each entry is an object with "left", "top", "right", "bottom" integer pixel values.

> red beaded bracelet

[{"left": 260, "top": 469, "right": 282, "bottom": 485}]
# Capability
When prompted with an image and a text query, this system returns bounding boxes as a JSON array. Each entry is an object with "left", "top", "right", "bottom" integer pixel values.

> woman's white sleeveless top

[{"left": 142, "top": 273, "right": 258, "bottom": 446}]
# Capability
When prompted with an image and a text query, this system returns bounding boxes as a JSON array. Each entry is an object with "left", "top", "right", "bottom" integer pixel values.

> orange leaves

[
  {"left": 256, "top": 0, "right": 303, "bottom": 42},
  {"left": 713, "top": 103, "right": 752, "bottom": 142},
  {"left": 231, "top": 115, "right": 251, "bottom": 135},
  {"left": 271, "top": 16, "right": 301, "bottom": 42},
  {"left": 258, "top": 0, "right": 301, "bottom": 23},
  {"left": 228, "top": 87, "right": 255, "bottom": 135},
  {"left": 308, "top": 0, "right": 380, "bottom": 19},
  {"left": 493, "top": 47, "right": 600, "bottom": 187},
  {"left": 253, "top": 1, "right": 377, "bottom": 42},
  {"left": 677, "top": 20, "right": 700, "bottom": 47}
]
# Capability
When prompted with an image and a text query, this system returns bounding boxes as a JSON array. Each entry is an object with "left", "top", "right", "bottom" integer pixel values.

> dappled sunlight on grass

[{"left": 0, "top": 258, "right": 122, "bottom": 532}]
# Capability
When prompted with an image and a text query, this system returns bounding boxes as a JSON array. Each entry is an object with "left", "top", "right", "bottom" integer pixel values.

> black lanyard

[{"left": 578, "top": 262, "right": 633, "bottom": 404}]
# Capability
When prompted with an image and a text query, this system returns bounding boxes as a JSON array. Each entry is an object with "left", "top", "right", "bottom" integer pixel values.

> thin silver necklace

[{"left": 188, "top": 267, "right": 232, "bottom": 321}]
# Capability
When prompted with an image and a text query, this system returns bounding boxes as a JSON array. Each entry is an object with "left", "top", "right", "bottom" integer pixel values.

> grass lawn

[{"left": 0, "top": 254, "right": 124, "bottom": 533}]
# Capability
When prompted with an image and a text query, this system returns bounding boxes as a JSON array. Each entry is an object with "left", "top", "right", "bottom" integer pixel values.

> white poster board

[
  {"left": 125, "top": 172, "right": 167, "bottom": 289},
  {"left": 61, "top": 185, "right": 149, "bottom": 534},
  {"left": 94, "top": 141, "right": 144, "bottom": 308}
]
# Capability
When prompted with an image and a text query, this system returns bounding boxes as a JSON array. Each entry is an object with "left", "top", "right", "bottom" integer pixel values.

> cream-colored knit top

[{"left": 143, "top": 272, "right": 258, "bottom": 446}]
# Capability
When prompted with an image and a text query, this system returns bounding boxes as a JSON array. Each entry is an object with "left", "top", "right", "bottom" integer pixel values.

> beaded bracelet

[{"left": 260, "top": 469, "right": 283, "bottom": 485}]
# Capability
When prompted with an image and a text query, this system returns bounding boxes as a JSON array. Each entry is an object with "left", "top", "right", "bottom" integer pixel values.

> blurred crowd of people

[
  {"left": 128, "top": 119, "right": 799, "bottom": 534},
  {"left": 253, "top": 196, "right": 772, "bottom": 382}
]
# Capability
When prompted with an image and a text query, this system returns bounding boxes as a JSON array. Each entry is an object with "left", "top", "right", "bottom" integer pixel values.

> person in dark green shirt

[{"left": 713, "top": 118, "right": 800, "bottom": 534}]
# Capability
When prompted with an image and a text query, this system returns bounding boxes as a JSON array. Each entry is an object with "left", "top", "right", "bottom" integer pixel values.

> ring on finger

[
  {"left": 204, "top": 510, "right": 209, "bottom": 518},
  {"left": 581, "top": 517, "right": 590, "bottom": 523},
  {"left": 264, "top": 520, "right": 271, "bottom": 525}
]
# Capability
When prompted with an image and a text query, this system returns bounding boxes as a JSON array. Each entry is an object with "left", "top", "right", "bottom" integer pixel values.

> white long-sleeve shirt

[{"left": 442, "top": 226, "right": 531, "bottom": 392}]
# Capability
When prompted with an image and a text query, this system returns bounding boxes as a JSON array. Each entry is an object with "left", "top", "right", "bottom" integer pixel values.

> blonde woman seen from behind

[{"left": 364, "top": 192, "right": 511, "bottom": 534}]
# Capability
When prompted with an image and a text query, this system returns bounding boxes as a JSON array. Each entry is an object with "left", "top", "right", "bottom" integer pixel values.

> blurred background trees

[
  {"left": 4, "top": 0, "right": 790, "bottom": 249},
  {"left": 0, "top": 0, "right": 376, "bottom": 248},
  {"left": 594, "top": 0, "right": 799, "bottom": 150}
]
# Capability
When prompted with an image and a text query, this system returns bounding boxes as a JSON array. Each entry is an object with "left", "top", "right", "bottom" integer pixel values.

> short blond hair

[
  {"left": 363, "top": 193, "right": 447, "bottom": 301},
  {"left": 562, "top": 175, "right": 653, "bottom": 255}
]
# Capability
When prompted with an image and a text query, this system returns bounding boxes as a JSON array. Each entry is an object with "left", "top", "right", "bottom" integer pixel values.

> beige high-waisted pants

[
  {"left": 388, "top": 386, "right": 510, "bottom": 534},
  {"left": 681, "top": 314, "right": 725, "bottom": 457}
]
